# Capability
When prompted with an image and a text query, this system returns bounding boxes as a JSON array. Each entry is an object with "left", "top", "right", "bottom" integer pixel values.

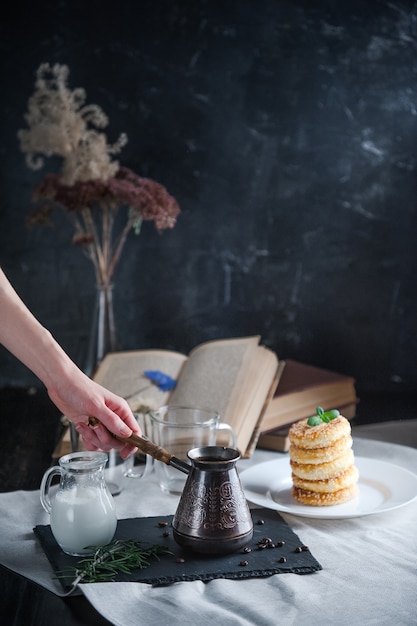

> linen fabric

[{"left": 0, "top": 423, "right": 416, "bottom": 625}]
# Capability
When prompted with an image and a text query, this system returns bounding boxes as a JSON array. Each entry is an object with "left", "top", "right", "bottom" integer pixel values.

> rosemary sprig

[
  {"left": 56, "top": 539, "right": 172, "bottom": 590},
  {"left": 307, "top": 406, "right": 340, "bottom": 426}
]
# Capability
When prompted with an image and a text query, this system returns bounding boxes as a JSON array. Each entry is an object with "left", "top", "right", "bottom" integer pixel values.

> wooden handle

[{"left": 88, "top": 417, "right": 173, "bottom": 465}]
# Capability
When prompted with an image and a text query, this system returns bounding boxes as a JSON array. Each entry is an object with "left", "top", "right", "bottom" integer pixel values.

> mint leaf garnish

[{"left": 307, "top": 407, "right": 340, "bottom": 427}]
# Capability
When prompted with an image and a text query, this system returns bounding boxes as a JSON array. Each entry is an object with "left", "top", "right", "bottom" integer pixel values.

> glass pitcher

[{"left": 40, "top": 451, "right": 117, "bottom": 556}]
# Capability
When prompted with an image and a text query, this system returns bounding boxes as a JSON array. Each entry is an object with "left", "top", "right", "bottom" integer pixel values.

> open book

[{"left": 89, "top": 335, "right": 280, "bottom": 458}]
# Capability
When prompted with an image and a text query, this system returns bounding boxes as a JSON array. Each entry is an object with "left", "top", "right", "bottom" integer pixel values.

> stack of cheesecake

[{"left": 288, "top": 413, "right": 359, "bottom": 506}]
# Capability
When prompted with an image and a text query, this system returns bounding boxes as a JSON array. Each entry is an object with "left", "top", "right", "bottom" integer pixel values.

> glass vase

[
  {"left": 70, "top": 284, "right": 118, "bottom": 452},
  {"left": 85, "top": 283, "right": 119, "bottom": 378},
  {"left": 71, "top": 283, "right": 119, "bottom": 453}
]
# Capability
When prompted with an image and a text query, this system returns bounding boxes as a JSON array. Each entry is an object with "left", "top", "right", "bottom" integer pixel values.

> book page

[
  {"left": 170, "top": 336, "right": 279, "bottom": 456},
  {"left": 93, "top": 349, "right": 187, "bottom": 412},
  {"left": 229, "top": 346, "right": 279, "bottom": 449},
  {"left": 169, "top": 337, "right": 257, "bottom": 416}
]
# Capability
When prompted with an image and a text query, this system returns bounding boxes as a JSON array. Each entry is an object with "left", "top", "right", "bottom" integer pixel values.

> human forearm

[
  {"left": 0, "top": 268, "right": 72, "bottom": 386},
  {"left": 0, "top": 268, "right": 140, "bottom": 456}
]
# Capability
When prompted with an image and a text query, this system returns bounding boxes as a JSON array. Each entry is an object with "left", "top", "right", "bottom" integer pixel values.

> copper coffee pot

[
  {"left": 171, "top": 445, "right": 253, "bottom": 554},
  {"left": 89, "top": 419, "right": 253, "bottom": 554}
]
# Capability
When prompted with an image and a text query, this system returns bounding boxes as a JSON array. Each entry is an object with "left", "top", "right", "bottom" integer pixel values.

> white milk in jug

[{"left": 50, "top": 485, "right": 117, "bottom": 556}]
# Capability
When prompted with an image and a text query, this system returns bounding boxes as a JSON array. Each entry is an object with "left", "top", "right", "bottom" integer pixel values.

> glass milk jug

[{"left": 40, "top": 451, "right": 117, "bottom": 556}]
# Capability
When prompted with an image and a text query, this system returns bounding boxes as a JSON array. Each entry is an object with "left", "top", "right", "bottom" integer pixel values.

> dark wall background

[{"left": 0, "top": 0, "right": 416, "bottom": 394}]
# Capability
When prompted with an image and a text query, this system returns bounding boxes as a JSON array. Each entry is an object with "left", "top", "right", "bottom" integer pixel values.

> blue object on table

[{"left": 144, "top": 370, "right": 177, "bottom": 392}]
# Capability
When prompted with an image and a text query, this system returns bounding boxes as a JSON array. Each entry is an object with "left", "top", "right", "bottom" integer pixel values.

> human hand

[{"left": 47, "top": 371, "right": 141, "bottom": 459}]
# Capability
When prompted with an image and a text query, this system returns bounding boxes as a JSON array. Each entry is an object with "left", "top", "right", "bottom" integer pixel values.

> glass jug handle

[
  {"left": 216, "top": 423, "right": 237, "bottom": 448},
  {"left": 40, "top": 466, "right": 61, "bottom": 514}
]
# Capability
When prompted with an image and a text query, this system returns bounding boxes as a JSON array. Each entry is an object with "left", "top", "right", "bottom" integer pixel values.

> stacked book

[{"left": 256, "top": 360, "right": 358, "bottom": 452}]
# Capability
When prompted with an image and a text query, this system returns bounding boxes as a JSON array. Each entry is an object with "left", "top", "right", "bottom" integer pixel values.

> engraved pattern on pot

[{"left": 175, "top": 478, "right": 246, "bottom": 531}]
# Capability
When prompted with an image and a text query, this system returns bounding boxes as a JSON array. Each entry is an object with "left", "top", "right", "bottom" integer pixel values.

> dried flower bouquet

[{"left": 18, "top": 63, "right": 180, "bottom": 289}]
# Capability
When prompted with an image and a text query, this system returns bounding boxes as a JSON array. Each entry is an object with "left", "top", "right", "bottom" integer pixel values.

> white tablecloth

[{"left": 1, "top": 421, "right": 416, "bottom": 626}]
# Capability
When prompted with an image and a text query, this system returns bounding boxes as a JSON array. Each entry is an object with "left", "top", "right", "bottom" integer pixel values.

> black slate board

[{"left": 34, "top": 508, "right": 322, "bottom": 590}]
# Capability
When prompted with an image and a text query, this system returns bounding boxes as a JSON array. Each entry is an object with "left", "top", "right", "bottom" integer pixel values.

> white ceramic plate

[{"left": 240, "top": 456, "right": 417, "bottom": 519}]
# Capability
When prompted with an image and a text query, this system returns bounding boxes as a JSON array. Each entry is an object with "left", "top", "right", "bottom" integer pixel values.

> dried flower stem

[
  {"left": 20, "top": 64, "right": 180, "bottom": 288},
  {"left": 107, "top": 214, "right": 136, "bottom": 282}
]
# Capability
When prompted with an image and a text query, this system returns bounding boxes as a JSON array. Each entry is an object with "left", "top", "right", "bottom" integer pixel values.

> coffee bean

[
  {"left": 176, "top": 557, "right": 185, "bottom": 563},
  {"left": 257, "top": 537, "right": 272, "bottom": 548},
  {"left": 278, "top": 556, "right": 287, "bottom": 563},
  {"left": 239, "top": 560, "right": 248, "bottom": 566}
]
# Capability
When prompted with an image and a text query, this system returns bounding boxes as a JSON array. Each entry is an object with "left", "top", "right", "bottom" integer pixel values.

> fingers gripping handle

[{"left": 88, "top": 417, "right": 188, "bottom": 471}]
